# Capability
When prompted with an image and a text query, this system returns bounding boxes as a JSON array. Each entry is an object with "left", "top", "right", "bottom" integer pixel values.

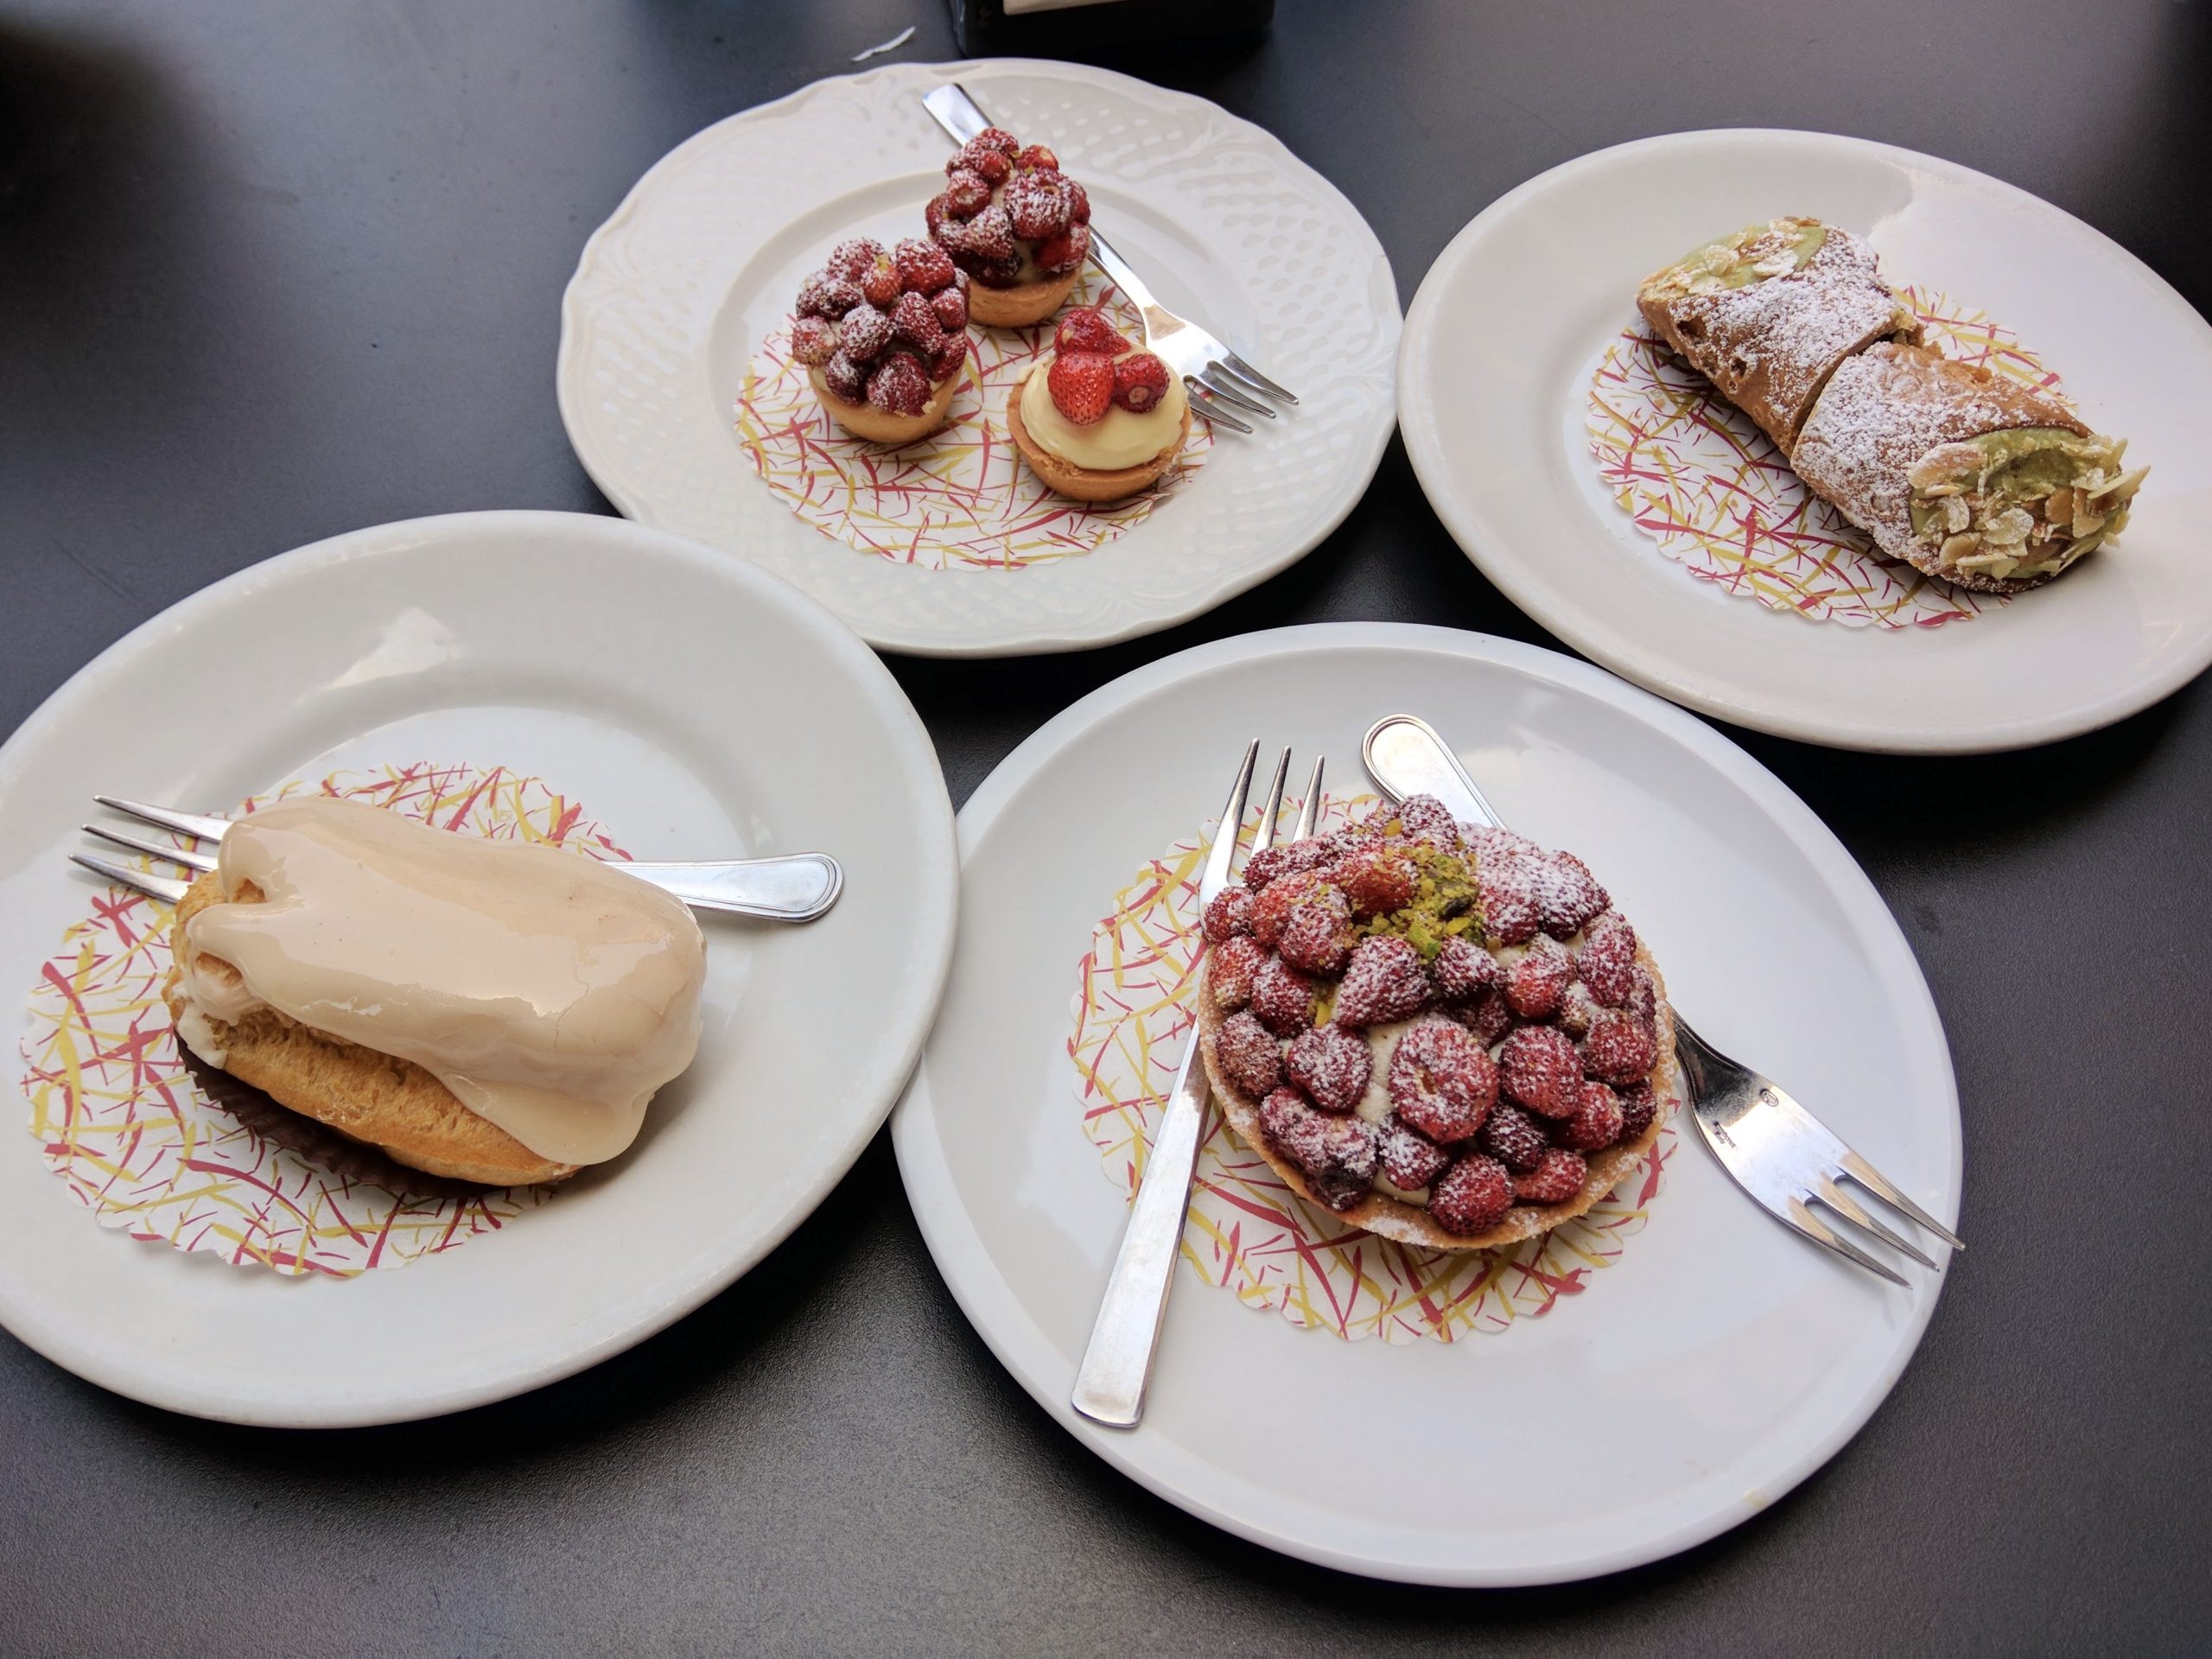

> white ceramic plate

[
  {"left": 892, "top": 622, "right": 1960, "bottom": 1585},
  {"left": 0, "top": 512, "right": 957, "bottom": 1426},
  {"left": 558, "top": 58, "right": 1399, "bottom": 657},
  {"left": 1399, "top": 129, "right": 2212, "bottom": 753}
]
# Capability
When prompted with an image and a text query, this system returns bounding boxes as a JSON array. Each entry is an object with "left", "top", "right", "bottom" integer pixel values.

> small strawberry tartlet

[
  {"left": 790, "top": 237, "right": 971, "bottom": 444},
  {"left": 926, "top": 127, "right": 1091, "bottom": 327},
  {"left": 1198, "top": 794, "right": 1679, "bottom": 1251},
  {"left": 1007, "top": 307, "right": 1189, "bottom": 503}
]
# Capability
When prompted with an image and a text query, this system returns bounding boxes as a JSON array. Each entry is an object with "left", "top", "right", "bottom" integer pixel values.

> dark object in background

[{"left": 950, "top": 0, "right": 1273, "bottom": 54}]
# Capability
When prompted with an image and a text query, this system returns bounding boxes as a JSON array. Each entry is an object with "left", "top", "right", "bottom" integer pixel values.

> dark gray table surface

[{"left": 4, "top": 2, "right": 2208, "bottom": 1653}]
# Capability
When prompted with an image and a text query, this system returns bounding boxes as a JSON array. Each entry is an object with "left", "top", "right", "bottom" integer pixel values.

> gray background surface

[{"left": 3, "top": 2, "right": 2207, "bottom": 1653}]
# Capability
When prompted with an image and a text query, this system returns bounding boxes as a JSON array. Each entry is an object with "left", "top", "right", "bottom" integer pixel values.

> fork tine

[
  {"left": 1250, "top": 748, "right": 1291, "bottom": 859},
  {"left": 71, "top": 853, "right": 190, "bottom": 905},
  {"left": 1839, "top": 1150, "right": 1964, "bottom": 1251},
  {"left": 1290, "top": 756, "right": 1324, "bottom": 842},
  {"left": 1196, "top": 370, "right": 1275, "bottom": 419},
  {"left": 1183, "top": 379, "right": 1255, "bottom": 435},
  {"left": 1218, "top": 350, "right": 1297, "bottom": 407},
  {"left": 1787, "top": 1197, "right": 1909, "bottom": 1287},
  {"left": 93, "top": 796, "right": 233, "bottom": 842},
  {"left": 82, "top": 823, "right": 219, "bottom": 874},
  {"left": 1816, "top": 1176, "right": 1937, "bottom": 1270}
]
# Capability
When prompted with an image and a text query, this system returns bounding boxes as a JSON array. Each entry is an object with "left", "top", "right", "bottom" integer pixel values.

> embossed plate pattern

[{"left": 558, "top": 59, "right": 1400, "bottom": 657}]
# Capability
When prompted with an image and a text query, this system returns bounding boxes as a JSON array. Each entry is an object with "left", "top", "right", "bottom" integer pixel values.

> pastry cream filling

[
  {"left": 1020, "top": 350, "right": 1188, "bottom": 470},
  {"left": 1907, "top": 428, "right": 2148, "bottom": 581},
  {"left": 1642, "top": 216, "right": 1829, "bottom": 302},
  {"left": 173, "top": 797, "right": 706, "bottom": 1166}
]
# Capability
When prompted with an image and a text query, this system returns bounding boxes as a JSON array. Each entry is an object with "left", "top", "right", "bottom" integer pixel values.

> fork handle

[
  {"left": 623, "top": 855, "right": 842, "bottom": 921},
  {"left": 1070, "top": 1032, "right": 1211, "bottom": 1428},
  {"left": 918, "top": 82, "right": 1160, "bottom": 311},
  {"left": 1360, "top": 715, "right": 1506, "bottom": 829}
]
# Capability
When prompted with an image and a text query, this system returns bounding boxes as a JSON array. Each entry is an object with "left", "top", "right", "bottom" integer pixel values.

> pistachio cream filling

[
  {"left": 1906, "top": 428, "right": 2149, "bottom": 582},
  {"left": 1640, "top": 217, "right": 1829, "bottom": 302}
]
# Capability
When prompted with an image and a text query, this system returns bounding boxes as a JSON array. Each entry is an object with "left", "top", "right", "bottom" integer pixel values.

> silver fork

[
  {"left": 1361, "top": 715, "right": 1962, "bottom": 1285},
  {"left": 1071, "top": 741, "right": 1324, "bottom": 1428},
  {"left": 919, "top": 82, "right": 1297, "bottom": 435},
  {"left": 73, "top": 797, "right": 843, "bottom": 922}
]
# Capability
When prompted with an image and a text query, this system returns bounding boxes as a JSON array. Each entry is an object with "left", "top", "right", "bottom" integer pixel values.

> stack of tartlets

[
  {"left": 783, "top": 121, "right": 1188, "bottom": 502},
  {"left": 1199, "top": 795, "right": 1675, "bottom": 1248}
]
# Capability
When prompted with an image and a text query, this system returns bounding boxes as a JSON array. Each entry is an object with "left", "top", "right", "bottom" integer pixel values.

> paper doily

[
  {"left": 1066, "top": 792, "right": 1675, "bottom": 1344},
  {"left": 18, "top": 762, "right": 632, "bottom": 1279},
  {"left": 1586, "top": 285, "right": 2067, "bottom": 629},
  {"left": 736, "top": 276, "right": 1211, "bottom": 572}
]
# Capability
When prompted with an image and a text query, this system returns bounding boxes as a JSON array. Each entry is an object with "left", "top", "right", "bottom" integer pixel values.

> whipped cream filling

[
  {"left": 1018, "top": 351, "right": 1187, "bottom": 470},
  {"left": 172, "top": 797, "right": 706, "bottom": 1166}
]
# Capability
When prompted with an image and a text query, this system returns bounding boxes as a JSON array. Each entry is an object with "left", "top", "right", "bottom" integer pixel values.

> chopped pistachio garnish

[
  {"left": 1353, "top": 841, "right": 1484, "bottom": 964},
  {"left": 1907, "top": 428, "right": 2147, "bottom": 582},
  {"left": 1640, "top": 217, "right": 1829, "bottom": 302}
]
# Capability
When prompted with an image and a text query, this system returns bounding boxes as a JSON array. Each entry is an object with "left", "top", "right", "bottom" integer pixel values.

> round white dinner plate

[
  {"left": 0, "top": 512, "right": 957, "bottom": 1426},
  {"left": 558, "top": 58, "right": 1399, "bottom": 657},
  {"left": 1399, "top": 129, "right": 2212, "bottom": 753},
  {"left": 892, "top": 622, "right": 1960, "bottom": 1585}
]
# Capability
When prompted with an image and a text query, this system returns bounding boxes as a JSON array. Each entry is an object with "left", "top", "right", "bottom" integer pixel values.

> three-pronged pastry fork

[
  {"left": 919, "top": 83, "right": 1298, "bottom": 435},
  {"left": 73, "top": 796, "right": 843, "bottom": 922},
  {"left": 1361, "top": 714, "right": 1962, "bottom": 1285},
  {"left": 1071, "top": 741, "right": 1323, "bottom": 1428}
]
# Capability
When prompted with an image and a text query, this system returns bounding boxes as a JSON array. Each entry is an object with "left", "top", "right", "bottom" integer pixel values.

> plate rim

[
  {"left": 556, "top": 55, "right": 1401, "bottom": 659},
  {"left": 890, "top": 619, "right": 1961, "bottom": 1585},
  {"left": 0, "top": 508, "right": 960, "bottom": 1426},
  {"left": 1397, "top": 125, "right": 2212, "bottom": 754}
]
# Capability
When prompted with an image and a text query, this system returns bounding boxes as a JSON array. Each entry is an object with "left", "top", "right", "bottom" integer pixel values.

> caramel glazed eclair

[{"left": 163, "top": 796, "right": 707, "bottom": 1185}]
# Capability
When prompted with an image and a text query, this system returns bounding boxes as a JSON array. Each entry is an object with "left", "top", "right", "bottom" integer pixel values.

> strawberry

[
  {"left": 924, "top": 194, "right": 950, "bottom": 235},
  {"left": 1336, "top": 936, "right": 1432, "bottom": 1028},
  {"left": 1387, "top": 1016, "right": 1498, "bottom": 1143},
  {"left": 1034, "top": 222, "right": 1090, "bottom": 276},
  {"left": 865, "top": 352, "right": 930, "bottom": 416},
  {"left": 890, "top": 290, "right": 945, "bottom": 354},
  {"left": 1378, "top": 1113, "right": 1452, "bottom": 1192},
  {"left": 1015, "top": 143, "right": 1059, "bottom": 172},
  {"left": 1504, "top": 936, "right": 1572, "bottom": 1020},
  {"left": 1395, "top": 796, "right": 1460, "bottom": 849},
  {"left": 1054, "top": 307, "right": 1126, "bottom": 355},
  {"left": 836, "top": 306, "right": 891, "bottom": 363},
  {"left": 1478, "top": 1103, "right": 1549, "bottom": 1173},
  {"left": 1430, "top": 935, "right": 1498, "bottom": 1001},
  {"left": 1498, "top": 1025, "right": 1581, "bottom": 1118},
  {"left": 1113, "top": 353, "right": 1172, "bottom": 414},
  {"left": 798, "top": 272, "right": 863, "bottom": 319},
  {"left": 931, "top": 286, "right": 969, "bottom": 333},
  {"left": 790, "top": 316, "right": 837, "bottom": 367},
  {"left": 928, "top": 335, "right": 969, "bottom": 382},
  {"left": 1514, "top": 1147, "right": 1589, "bottom": 1205},
  {"left": 1046, "top": 350, "right": 1116, "bottom": 425},
  {"left": 1285, "top": 1022, "right": 1372, "bottom": 1115},
  {"left": 1575, "top": 912, "right": 1638, "bottom": 1007},
  {"left": 943, "top": 169, "right": 992, "bottom": 219},
  {"left": 1478, "top": 865, "right": 1541, "bottom": 946},
  {"left": 824, "top": 238, "right": 882, "bottom": 280},
  {"left": 860, "top": 257, "right": 901, "bottom": 307},
  {"left": 1555, "top": 1080, "right": 1624, "bottom": 1152},
  {"left": 958, "top": 204, "right": 1016, "bottom": 264},
  {"left": 1249, "top": 955, "right": 1319, "bottom": 1037},
  {"left": 972, "top": 126, "right": 1021, "bottom": 156},
  {"left": 1065, "top": 178, "right": 1090, "bottom": 225},
  {"left": 1534, "top": 852, "right": 1609, "bottom": 940},
  {"left": 1459, "top": 986, "right": 1516, "bottom": 1047},
  {"left": 1004, "top": 171, "right": 1073, "bottom": 240},
  {"left": 1275, "top": 893, "right": 1354, "bottom": 976},
  {"left": 1201, "top": 886, "right": 1255, "bottom": 943},
  {"left": 1214, "top": 1011, "right": 1284, "bottom": 1101},
  {"left": 1616, "top": 1077, "right": 1659, "bottom": 1141},
  {"left": 1582, "top": 1008, "right": 1657, "bottom": 1087},
  {"left": 1209, "top": 936, "right": 1267, "bottom": 1012},
  {"left": 1249, "top": 868, "right": 1328, "bottom": 947},
  {"left": 1429, "top": 1154, "right": 1513, "bottom": 1236},
  {"left": 820, "top": 352, "right": 866, "bottom": 404},
  {"left": 953, "top": 139, "right": 1011, "bottom": 183},
  {"left": 893, "top": 237, "right": 956, "bottom": 295},
  {"left": 1332, "top": 846, "right": 1416, "bottom": 919}
]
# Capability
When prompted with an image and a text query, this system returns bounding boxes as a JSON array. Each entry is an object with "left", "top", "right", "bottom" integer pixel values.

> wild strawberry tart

[
  {"left": 925, "top": 127, "right": 1091, "bottom": 327},
  {"left": 790, "top": 237, "right": 972, "bottom": 443},
  {"left": 1008, "top": 307, "right": 1189, "bottom": 503},
  {"left": 1198, "top": 795, "right": 1678, "bottom": 1249}
]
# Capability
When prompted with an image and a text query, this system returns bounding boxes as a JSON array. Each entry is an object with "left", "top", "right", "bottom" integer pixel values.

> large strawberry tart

[
  {"left": 790, "top": 237, "right": 973, "bottom": 443},
  {"left": 925, "top": 126, "right": 1091, "bottom": 327},
  {"left": 1198, "top": 795, "right": 1677, "bottom": 1249}
]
